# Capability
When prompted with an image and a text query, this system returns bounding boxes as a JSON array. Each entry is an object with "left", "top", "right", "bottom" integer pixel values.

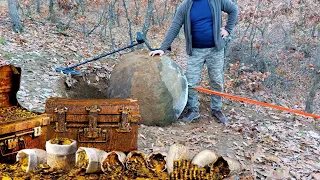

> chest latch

[
  {"left": 54, "top": 107, "right": 68, "bottom": 132},
  {"left": 117, "top": 106, "right": 132, "bottom": 132},
  {"left": 77, "top": 105, "right": 107, "bottom": 143},
  {"left": 85, "top": 105, "right": 100, "bottom": 138}
]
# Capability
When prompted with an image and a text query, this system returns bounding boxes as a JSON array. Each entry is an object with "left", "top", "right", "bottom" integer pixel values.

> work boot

[
  {"left": 211, "top": 109, "right": 228, "bottom": 126},
  {"left": 182, "top": 111, "right": 200, "bottom": 123}
]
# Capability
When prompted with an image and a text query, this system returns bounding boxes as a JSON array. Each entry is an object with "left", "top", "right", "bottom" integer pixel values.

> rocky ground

[{"left": 0, "top": 2, "right": 320, "bottom": 179}]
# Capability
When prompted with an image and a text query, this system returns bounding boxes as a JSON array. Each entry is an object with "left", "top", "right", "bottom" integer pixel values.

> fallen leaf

[
  {"left": 139, "top": 134, "right": 146, "bottom": 140},
  {"left": 68, "top": 45, "right": 77, "bottom": 52},
  {"left": 264, "top": 155, "right": 282, "bottom": 165}
]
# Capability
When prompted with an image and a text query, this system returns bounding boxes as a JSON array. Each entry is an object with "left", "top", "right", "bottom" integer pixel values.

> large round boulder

[{"left": 107, "top": 51, "right": 187, "bottom": 126}]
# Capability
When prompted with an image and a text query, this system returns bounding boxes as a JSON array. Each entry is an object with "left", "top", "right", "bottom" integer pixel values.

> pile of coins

[
  {"left": 0, "top": 161, "right": 34, "bottom": 180},
  {"left": 0, "top": 163, "right": 166, "bottom": 180},
  {"left": 0, "top": 162, "right": 88, "bottom": 180},
  {"left": 102, "top": 152, "right": 168, "bottom": 179},
  {"left": 0, "top": 107, "right": 37, "bottom": 122},
  {"left": 76, "top": 151, "right": 89, "bottom": 169},
  {"left": 18, "top": 152, "right": 29, "bottom": 172},
  {"left": 0, "top": 158, "right": 231, "bottom": 180},
  {"left": 126, "top": 153, "right": 154, "bottom": 178},
  {"left": 101, "top": 152, "right": 125, "bottom": 179},
  {"left": 170, "top": 159, "right": 230, "bottom": 180},
  {"left": 49, "top": 138, "right": 73, "bottom": 145},
  {"left": 148, "top": 153, "right": 167, "bottom": 179}
]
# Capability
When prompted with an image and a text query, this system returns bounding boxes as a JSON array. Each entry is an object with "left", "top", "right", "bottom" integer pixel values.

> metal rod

[
  {"left": 0, "top": 130, "right": 34, "bottom": 141},
  {"left": 66, "top": 42, "right": 140, "bottom": 69}
]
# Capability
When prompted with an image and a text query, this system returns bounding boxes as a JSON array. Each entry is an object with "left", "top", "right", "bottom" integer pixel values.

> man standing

[{"left": 149, "top": 0, "right": 238, "bottom": 125}]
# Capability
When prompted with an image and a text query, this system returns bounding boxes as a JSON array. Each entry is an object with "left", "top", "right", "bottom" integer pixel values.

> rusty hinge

[
  {"left": 0, "top": 139, "right": 15, "bottom": 150},
  {"left": 85, "top": 105, "right": 100, "bottom": 138},
  {"left": 54, "top": 107, "right": 68, "bottom": 132},
  {"left": 33, "top": 126, "right": 42, "bottom": 137},
  {"left": 117, "top": 106, "right": 132, "bottom": 132},
  {"left": 0, "top": 138, "right": 26, "bottom": 156},
  {"left": 6, "top": 139, "right": 17, "bottom": 150},
  {"left": 77, "top": 105, "right": 108, "bottom": 143}
]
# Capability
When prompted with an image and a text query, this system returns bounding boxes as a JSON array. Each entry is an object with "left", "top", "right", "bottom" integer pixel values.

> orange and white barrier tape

[{"left": 195, "top": 86, "right": 320, "bottom": 119}]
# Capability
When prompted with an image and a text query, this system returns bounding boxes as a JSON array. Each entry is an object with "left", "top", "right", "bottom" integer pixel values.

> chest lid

[
  {"left": 46, "top": 97, "right": 140, "bottom": 113},
  {"left": 0, "top": 65, "right": 21, "bottom": 108},
  {"left": 0, "top": 107, "right": 50, "bottom": 135}
]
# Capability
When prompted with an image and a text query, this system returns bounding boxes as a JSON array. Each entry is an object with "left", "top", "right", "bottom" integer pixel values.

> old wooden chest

[
  {"left": 0, "top": 65, "right": 49, "bottom": 163},
  {"left": 45, "top": 98, "right": 141, "bottom": 152}
]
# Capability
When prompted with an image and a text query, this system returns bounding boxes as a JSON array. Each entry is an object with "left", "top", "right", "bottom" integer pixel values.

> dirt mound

[{"left": 57, "top": 67, "right": 111, "bottom": 99}]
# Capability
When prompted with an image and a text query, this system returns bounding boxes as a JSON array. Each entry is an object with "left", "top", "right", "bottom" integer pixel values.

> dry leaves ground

[
  {"left": 138, "top": 95, "right": 320, "bottom": 179},
  {"left": 0, "top": 3, "right": 319, "bottom": 179}
]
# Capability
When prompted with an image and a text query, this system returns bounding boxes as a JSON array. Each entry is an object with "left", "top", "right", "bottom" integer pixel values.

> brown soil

[
  {"left": 57, "top": 72, "right": 110, "bottom": 99},
  {"left": 138, "top": 93, "right": 248, "bottom": 159}
]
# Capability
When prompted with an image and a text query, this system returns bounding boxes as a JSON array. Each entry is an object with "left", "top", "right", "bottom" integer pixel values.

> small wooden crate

[{"left": 45, "top": 98, "right": 141, "bottom": 153}]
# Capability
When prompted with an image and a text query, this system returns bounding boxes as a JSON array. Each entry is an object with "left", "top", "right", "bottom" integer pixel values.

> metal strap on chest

[
  {"left": 78, "top": 105, "right": 107, "bottom": 143},
  {"left": 84, "top": 105, "right": 101, "bottom": 138},
  {"left": 0, "top": 126, "right": 42, "bottom": 156},
  {"left": 54, "top": 107, "right": 68, "bottom": 132},
  {"left": 117, "top": 106, "right": 132, "bottom": 132}
]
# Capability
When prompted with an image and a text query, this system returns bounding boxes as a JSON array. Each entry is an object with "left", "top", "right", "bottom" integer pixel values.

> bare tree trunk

[
  {"left": 122, "top": 0, "right": 134, "bottom": 51},
  {"left": 36, "top": 0, "right": 41, "bottom": 13},
  {"left": 108, "top": 3, "right": 116, "bottom": 51},
  {"left": 78, "top": 0, "right": 87, "bottom": 36},
  {"left": 173, "top": 0, "right": 180, "bottom": 16},
  {"left": 154, "top": 6, "right": 161, "bottom": 26},
  {"left": 8, "top": 0, "right": 23, "bottom": 33},
  {"left": 100, "top": 1, "right": 108, "bottom": 41},
  {"left": 305, "top": 73, "right": 320, "bottom": 113},
  {"left": 311, "top": 23, "right": 318, "bottom": 37},
  {"left": 49, "top": 0, "right": 54, "bottom": 21},
  {"left": 82, "top": 24, "right": 87, "bottom": 37},
  {"left": 108, "top": 0, "right": 118, "bottom": 26},
  {"left": 87, "top": 1, "right": 107, "bottom": 36},
  {"left": 116, "top": 2, "right": 120, "bottom": 27},
  {"left": 137, "top": 0, "right": 154, "bottom": 49},
  {"left": 26, "top": 4, "right": 32, "bottom": 17},
  {"left": 134, "top": 0, "right": 140, "bottom": 24},
  {"left": 305, "top": 46, "right": 320, "bottom": 113},
  {"left": 101, "top": 24, "right": 107, "bottom": 41},
  {"left": 151, "top": 12, "right": 157, "bottom": 25},
  {"left": 161, "top": 0, "right": 168, "bottom": 24},
  {"left": 142, "top": 0, "right": 155, "bottom": 38}
]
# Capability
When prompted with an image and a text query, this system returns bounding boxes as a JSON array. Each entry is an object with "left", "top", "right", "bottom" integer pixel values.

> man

[{"left": 149, "top": 0, "right": 238, "bottom": 125}]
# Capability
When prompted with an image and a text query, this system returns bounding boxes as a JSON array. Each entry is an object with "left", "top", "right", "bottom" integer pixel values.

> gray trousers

[{"left": 186, "top": 48, "right": 225, "bottom": 112}]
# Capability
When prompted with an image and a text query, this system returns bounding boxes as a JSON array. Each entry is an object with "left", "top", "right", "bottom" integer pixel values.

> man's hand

[
  {"left": 149, "top": 50, "right": 165, "bottom": 57},
  {"left": 220, "top": 28, "right": 229, "bottom": 39}
]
